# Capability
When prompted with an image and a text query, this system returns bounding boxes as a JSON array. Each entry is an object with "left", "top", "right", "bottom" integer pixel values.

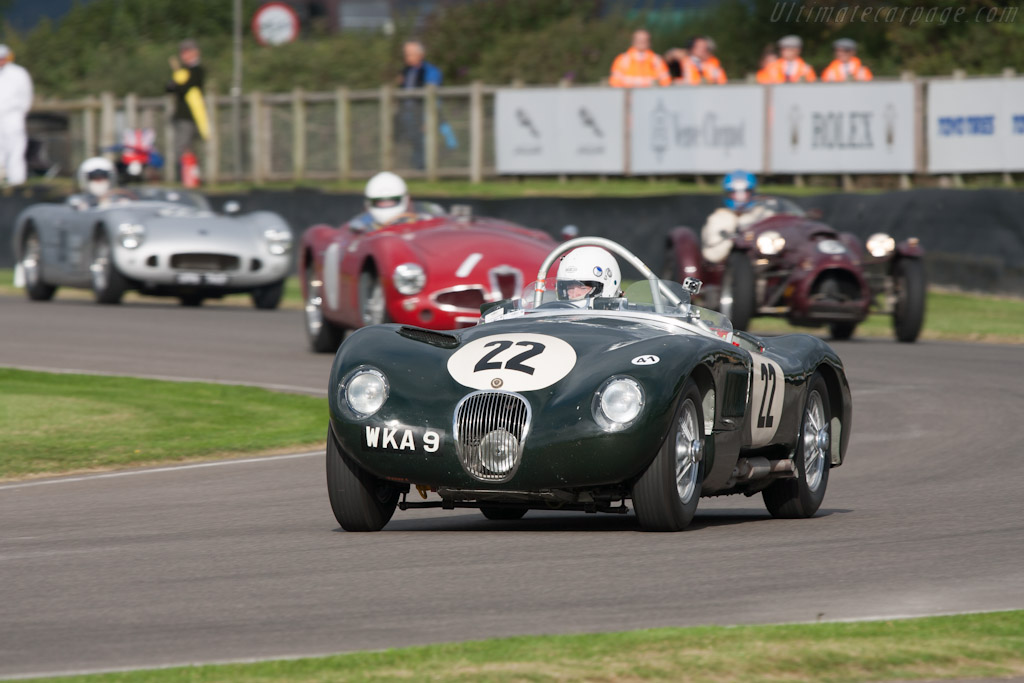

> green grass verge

[
  {"left": 24, "top": 611, "right": 1024, "bottom": 682},
  {"left": 0, "top": 369, "right": 326, "bottom": 480},
  {"left": 749, "top": 289, "right": 1024, "bottom": 344}
]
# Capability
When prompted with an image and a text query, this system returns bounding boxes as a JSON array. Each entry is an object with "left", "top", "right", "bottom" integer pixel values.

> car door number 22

[
  {"left": 473, "top": 340, "right": 545, "bottom": 375},
  {"left": 749, "top": 354, "right": 784, "bottom": 446}
]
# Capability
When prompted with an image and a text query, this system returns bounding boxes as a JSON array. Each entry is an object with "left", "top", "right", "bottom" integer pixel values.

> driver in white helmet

[
  {"left": 556, "top": 246, "right": 622, "bottom": 306},
  {"left": 71, "top": 156, "right": 125, "bottom": 208},
  {"left": 363, "top": 171, "right": 418, "bottom": 228}
]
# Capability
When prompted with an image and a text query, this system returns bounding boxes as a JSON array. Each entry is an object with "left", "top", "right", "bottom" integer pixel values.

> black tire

[
  {"left": 763, "top": 372, "right": 831, "bottom": 519},
  {"left": 480, "top": 506, "right": 528, "bottom": 521},
  {"left": 326, "top": 424, "right": 399, "bottom": 532},
  {"left": 251, "top": 279, "right": 285, "bottom": 310},
  {"left": 720, "top": 250, "right": 755, "bottom": 331},
  {"left": 90, "top": 231, "right": 128, "bottom": 305},
  {"left": 358, "top": 270, "right": 391, "bottom": 327},
  {"left": 632, "top": 379, "right": 705, "bottom": 532},
  {"left": 179, "top": 294, "right": 203, "bottom": 307},
  {"left": 304, "top": 260, "right": 346, "bottom": 353},
  {"left": 893, "top": 258, "right": 926, "bottom": 343},
  {"left": 829, "top": 322, "right": 857, "bottom": 341},
  {"left": 21, "top": 229, "right": 57, "bottom": 301}
]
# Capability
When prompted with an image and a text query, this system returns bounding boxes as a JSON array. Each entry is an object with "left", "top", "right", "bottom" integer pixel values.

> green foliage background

[{"left": 1, "top": 0, "right": 1022, "bottom": 97}]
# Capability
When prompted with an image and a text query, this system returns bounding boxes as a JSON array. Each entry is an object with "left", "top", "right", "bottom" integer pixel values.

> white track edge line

[{"left": 0, "top": 451, "right": 324, "bottom": 491}]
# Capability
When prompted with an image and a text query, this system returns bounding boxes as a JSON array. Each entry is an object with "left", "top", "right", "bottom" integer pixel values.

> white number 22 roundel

[{"left": 447, "top": 333, "right": 577, "bottom": 392}]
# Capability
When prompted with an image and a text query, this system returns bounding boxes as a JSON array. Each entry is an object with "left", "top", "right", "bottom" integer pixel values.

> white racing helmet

[
  {"left": 556, "top": 246, "right": 621, "bottom": 301},
  {"left": 77, "top": 157, "right": 116, "bottom": 198},
  {"left": 365, "top": 171, "right": 410, "bottom": 226}
]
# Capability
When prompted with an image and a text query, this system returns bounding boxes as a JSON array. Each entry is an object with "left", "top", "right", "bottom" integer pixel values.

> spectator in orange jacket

[
  {"left": 610, "top": 29, "right": 670, "bottom": 87},
  {"left": 690, "top": 36, "right": 727, "bottom": 84},
  {"left": 760, "top": 35, "right": 816, "bottom": 83},
  {"left": 821, "top": 38, "right": 873, "bottom": 82},
  {"left": 756, "top": 45, "right": 779, "bottom": 84}
]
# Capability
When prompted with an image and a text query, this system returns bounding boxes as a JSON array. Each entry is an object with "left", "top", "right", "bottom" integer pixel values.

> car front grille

[
  {"left": 434, "top": 287, "right": 487, "bottom": 312},
  {"left": 454, "top": 391, "right": 531, "bottom": 482},
  {"left": 170, "top": 253, "right": 240, "bottom": 271}
]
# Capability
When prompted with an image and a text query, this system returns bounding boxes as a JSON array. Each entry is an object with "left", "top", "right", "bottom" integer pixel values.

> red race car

[
  {"left": 298, "top": 203, "right": 558, "bottom": 352},
  {"left": 664, "top": 197, "right": 926, "bottom": 342}
]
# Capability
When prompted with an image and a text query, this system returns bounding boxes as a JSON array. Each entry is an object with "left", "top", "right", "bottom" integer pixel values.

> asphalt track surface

[{"left": 2, "top": 296, "right": 1023, "bottom": 679}]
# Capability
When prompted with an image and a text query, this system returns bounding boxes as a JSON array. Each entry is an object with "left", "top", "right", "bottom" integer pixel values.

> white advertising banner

[
  {"left": 495, "top": 88, "right": 625, "bottom": 174},
  {"left": 927, "top": 78, "right": 1024, "bottom": 173},
  {"left": 769, "top": 82, "right": 915, "bottom": 173},
  {"left": 630, "top": 86, "right": 765, "bottom": 174}
]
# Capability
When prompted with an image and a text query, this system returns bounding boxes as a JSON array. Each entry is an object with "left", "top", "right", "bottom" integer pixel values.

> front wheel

[
  {"left": 359, "top": 271, "right": 390, "bottom": 327},
  {"left": 304, "top": 261, "right": 346, "bottom": 353},
  {"left": 326, "top": 425, "right": 399, "bottom": 532},
  {"left": 21, "top": 229, "right": 57, "bottom": 301},
  {"left": 179, "top": 294, "right": 203, "bottom": 307},
  {"left": 893, "top": 258, "right": 925, "bottom": 343},
  {"left": 762, "top": 372, "right": 831, "bottom": 519},
  {"left": 90, "top": 232, "right": 128, "bottom": 304},
  {"left": 251, "top": 280, "right": 284, "bottom": 310},
  {"left": 720, "top": 251, "right": 755, "bottom": 331},
  {"left": 829, "top": 322, "right": 857, "bottom": 341},
  {"left": 632, "top": 379, "right": 705, "bottom": 532}
]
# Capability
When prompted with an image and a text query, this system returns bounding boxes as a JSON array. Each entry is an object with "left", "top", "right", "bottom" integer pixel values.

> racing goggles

[
  {"left": 86, "top": 169, "right": 112, "bottom": 180},
  {"left": 729, "top": 188, "right": 751, "bottom": 204},
  {"left": 368, "top": 195, "right": 403, "bottom": 208},
  {"left": 557, "top": 279, "right": 601, "bottom": 300}
]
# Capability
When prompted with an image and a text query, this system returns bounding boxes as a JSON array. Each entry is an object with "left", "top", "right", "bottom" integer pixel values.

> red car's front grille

[
  {"left": 493, "top": 272, "right": 519, "bottom": 300},
  {"left": 434, "top": 288, "right": 487, "bottom": 311}
]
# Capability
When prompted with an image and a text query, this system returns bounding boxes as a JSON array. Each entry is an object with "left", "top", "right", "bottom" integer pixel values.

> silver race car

[{"left": 12, "top": 188, "right": 292, "bottom": 308}]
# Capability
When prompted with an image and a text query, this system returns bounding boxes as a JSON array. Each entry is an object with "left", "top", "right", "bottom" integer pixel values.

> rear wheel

[
  {"left": 359, "top": 271, "right": 390, "bottom": 326},
  {"left": 632, "top": 379, "right": 705, "bottom": 532},
  {"left": 480, "top": 506, "right": 528, "bottom": 521},
  {"left": 305, "top": 260, "right": 346, "bottom": 353},
  {"left": 763, "top": 372, "right": 831, "bottom": 519},
  {"left": 21, "top": 229, "right": 56, "bottom": 301},
  {"left": 179, "top": 294, "right": 203, "bottom": 307},
  {"left": 251, "top": 280, "right": 284, "bottom": 310},
  {"left": 90, "top": 232, "right": 128, "bottom": 304},
  {"left": 720, "top": 251, "right": 755, "bottom": 331},
  {"left": 326, "top": 425, "right": 399, "bottom": 532},
  {"left": 893, "top": 258, "right": 925, "bottom": 343},
  {"left": 829, "top": 322, "right": 857, "bottom": 341}
]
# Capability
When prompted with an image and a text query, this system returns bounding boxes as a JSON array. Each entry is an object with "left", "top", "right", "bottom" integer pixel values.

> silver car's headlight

[
  {"left": 866, "top": 232, "right": 896, "bottom": 258},
  {"left": 341, "top": 368, "right": 389, "bottom": 418},
  {"left": 393, "top": 263, "right": 426, "bottom": 295},
  {"left": 263, "top": 228, "right": 292, "bottom": 256},
  {"left": 756, "top": 230, "right": 785, "bottom": 255},
  {"left": 117, "top": 223, "right": 145, "bottom": 249},
  {"left": 594, "top": 376, "right": 644, "bottom": 432}
]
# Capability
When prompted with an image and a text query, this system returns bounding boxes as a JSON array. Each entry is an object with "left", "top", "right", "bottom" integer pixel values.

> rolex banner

[{"left": 768, "top": 82, "right": 915, "bottom": 173}]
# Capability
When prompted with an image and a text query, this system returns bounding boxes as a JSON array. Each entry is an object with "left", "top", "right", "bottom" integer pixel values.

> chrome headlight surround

[
  {"left": 756, "top": 230, "right": 785, "bottom": 256},
  {"left": 866, "top": 232, "right": 896, "bottom": 258},
  {"left": 393, "top": 262, "right": 426, "bottom": 295},
  {"left": 593, "top": 376, "right": 645, "bottom": 432},
  {"left": 263, "top": 228, "right": 293, "bottom": 256},
  {"left": 339, "top": 367, "right": 389, "bottom": 419},
  {"left": 117, "top": 223, "right": 145, "bottom": 249}
]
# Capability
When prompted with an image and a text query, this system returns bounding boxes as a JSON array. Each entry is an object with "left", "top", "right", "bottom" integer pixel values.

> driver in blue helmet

[{"left": 701, "top": 170, "right": 776, "bottom": 263}]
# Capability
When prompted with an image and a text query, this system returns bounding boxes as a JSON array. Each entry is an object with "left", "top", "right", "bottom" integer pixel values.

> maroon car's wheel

[
  {"left": 893, "top": 258, "right": 925, "bottom": 343},
  {"left": 720, "top": 251, "right": 755, "bottom": 330},
  {"left": 829, "top": 322, "right": 857, "bottom": 341},
  {"left": 763, "top": 372, "right": 831, "bottom": 519},
  {"left": 326, "top": 425, "right": 399, "bottom": 532}
]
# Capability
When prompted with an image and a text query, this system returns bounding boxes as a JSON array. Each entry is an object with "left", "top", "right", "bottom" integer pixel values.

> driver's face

[{"left": 565, "top": 283, "right": 594, "bottom": 300}]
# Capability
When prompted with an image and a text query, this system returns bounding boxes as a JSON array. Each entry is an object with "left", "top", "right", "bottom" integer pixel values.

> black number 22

[
  {"left": 474, "top": 340, "right": 546, "bottom": 375},
  {"left": 757, "top": 363, "right": 777, "bottom": 429}
]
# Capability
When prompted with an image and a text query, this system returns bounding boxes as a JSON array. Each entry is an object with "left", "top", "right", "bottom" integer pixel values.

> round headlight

[
  {"left": 117, "top": 223, "right": 145, "bottom": 249},
  {"left": 263, "top": 228, "right": 292, "bottom": 256},
  {"left": 343, "top": 368, "right": 389, "bottom": 418},
  {"left": 393, "top": 263, "right": 426, "bottom": 295},
  {"left": 478, "top": 428, "right": 519, "bottom": 474},
  {"left": 756, "top": 230, "right": 785, "bottom": 255},
  {"left": 866, "top": 232, "right": 896, "bottom": 258},
  {"left": 595, "top": 377, "right": 644, "bottom": 431}
]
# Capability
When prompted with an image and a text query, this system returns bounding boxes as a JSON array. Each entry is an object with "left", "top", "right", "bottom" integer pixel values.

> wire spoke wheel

[
  {"left": 90, "top": 239, "right": 110, "bottom": 293},
  {"left": 801, "top": 391, "right": 827, "bottom": 493},
  {"left": 674, "top": 399, "right": 701, "bottom": 505}
]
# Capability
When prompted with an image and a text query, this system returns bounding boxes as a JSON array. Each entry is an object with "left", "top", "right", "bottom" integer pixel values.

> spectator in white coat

[{"left": 0, "top": 44, "right": 34, "bottom": 187}]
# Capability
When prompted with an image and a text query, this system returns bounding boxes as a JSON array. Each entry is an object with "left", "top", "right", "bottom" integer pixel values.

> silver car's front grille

[
  {"left": 170, "top": 253, "right": 240, "bottom": 271},
  {"left": 454, "top": 391, "right": 532, "bottom": 482}
]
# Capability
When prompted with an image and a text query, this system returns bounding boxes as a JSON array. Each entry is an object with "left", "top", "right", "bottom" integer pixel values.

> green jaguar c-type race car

[{"left": 325, "top": 237, "right": 852, "bottom": 532}]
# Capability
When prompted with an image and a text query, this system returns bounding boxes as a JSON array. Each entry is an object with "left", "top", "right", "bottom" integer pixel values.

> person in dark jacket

[
  {"left": 397, "top": 41, "right": 442, "bottom": 170},
  {"left": 165, "top": 39, "right": 208, "bottom": 181}
]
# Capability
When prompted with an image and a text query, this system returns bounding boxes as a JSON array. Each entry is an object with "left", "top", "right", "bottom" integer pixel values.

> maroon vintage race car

[
  {"left": 664, "top": 197, "right": 926, "bottom": 342},
  {"left": 298, "top": 203, "right": 558, "bottom": 352}
]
